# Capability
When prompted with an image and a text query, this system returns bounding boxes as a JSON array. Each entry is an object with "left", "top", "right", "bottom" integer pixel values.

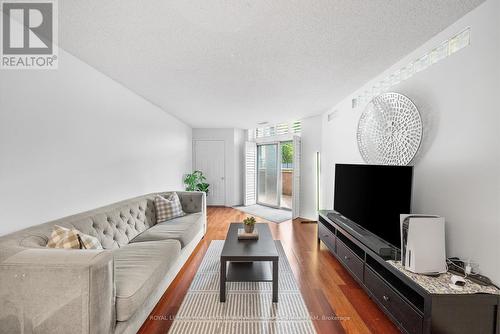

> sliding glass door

[{"left": 257, "top": 143, "right": 279, "bottom": 207}]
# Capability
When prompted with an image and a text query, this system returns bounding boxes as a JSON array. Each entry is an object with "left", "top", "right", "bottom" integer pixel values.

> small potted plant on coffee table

[{"left": 243, "top": 216, "right": 256, "bottom": 233}]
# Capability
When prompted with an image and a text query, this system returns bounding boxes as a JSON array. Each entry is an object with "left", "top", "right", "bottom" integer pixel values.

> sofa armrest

[
  {"left": 176, "top": 191, "right": 207, "bottom": 233},
  {"left": 0, "top": 248, "right": 114, "bottom": 334},
  {"left": 176, "top": 191, "right": 206, "bottom": 214}
]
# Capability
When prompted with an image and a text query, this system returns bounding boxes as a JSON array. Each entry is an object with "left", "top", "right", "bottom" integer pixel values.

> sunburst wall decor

[{"left": 357, "top": 92, "right": 423, "bottom": 165}]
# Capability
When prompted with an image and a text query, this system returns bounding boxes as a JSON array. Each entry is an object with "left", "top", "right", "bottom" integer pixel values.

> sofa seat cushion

[
  {"left": 130, "top": 213, "right": 203, "bottom": 248},
  {"left": 113, "top": 240, "right": 181, "bottom": 322}
]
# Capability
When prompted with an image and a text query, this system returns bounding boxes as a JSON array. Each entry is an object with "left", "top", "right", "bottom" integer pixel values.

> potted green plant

[
  {"left": 243, "top": 216, "right": 256, "bottom": 233},
  {"left": 183, "top": 170, "right": 210, "bottom": 194}
]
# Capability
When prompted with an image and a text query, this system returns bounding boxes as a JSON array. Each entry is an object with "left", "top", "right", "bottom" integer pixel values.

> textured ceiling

[{"left": 58, "top": 0, "right": 484, "bottom": 128}]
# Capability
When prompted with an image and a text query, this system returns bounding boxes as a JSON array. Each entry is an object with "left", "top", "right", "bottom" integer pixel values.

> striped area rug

[{"left": 168, "top": 240, "right": 316, "bottom": 334}]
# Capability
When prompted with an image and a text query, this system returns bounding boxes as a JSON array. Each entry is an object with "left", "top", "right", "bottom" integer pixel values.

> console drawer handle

[{"left": 382, "top": 295, "right": 390, "bottom": 302}]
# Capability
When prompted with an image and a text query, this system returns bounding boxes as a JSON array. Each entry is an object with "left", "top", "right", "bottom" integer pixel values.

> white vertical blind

[
  {"left": 292, "top": 136, "right": 301, "bottom": 219},
  {"left": 244, "top": 141, "right": 257, "bottom": 206}
]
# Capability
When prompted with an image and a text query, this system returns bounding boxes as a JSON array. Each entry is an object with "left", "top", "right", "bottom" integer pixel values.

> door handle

[{"left": 382, "top": 295, "right": 390, "bottom": 302}]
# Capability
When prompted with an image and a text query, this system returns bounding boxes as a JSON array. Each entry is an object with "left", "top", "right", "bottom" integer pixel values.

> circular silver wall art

[{"left": 357, "top": 92, "right": 423, "bottom": 166}]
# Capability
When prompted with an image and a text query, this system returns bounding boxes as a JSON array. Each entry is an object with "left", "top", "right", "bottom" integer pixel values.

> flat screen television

[{"left": 334, "top": 163, "right": 413, "bottom": 248}]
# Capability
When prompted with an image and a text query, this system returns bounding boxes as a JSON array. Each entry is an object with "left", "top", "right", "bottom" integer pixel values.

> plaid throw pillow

[
  {"left": 46, "top": 225, "right": 103, "bottom": 250},
  {"left": 77, "top": 231, "right": 103, "bottom": 249},
  {"left": 154, "top": 193, "right": 185, "bottom": 223}
]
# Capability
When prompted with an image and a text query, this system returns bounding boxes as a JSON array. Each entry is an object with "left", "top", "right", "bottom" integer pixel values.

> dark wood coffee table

[{"left": 220, "top": 223, "right": 279, "bottom": 303}]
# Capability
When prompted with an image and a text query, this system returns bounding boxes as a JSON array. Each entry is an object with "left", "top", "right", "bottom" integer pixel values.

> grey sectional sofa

[{"left": 0, "top": 191, "right": 206, "bottom": 334}]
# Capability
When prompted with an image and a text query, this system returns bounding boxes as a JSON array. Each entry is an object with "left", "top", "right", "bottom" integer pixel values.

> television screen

[{"left": 334, "top": 164, "right": 413, "bottom": 247}]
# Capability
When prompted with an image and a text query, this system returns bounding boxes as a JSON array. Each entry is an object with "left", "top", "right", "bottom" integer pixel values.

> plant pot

[{"left": 244, "top": 224, "right": 255, "bottom": 234}]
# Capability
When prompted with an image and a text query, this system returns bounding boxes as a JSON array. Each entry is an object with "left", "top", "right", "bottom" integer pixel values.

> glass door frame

[{"left": 256, "top": 142, "right": 282, "bottom": 209}]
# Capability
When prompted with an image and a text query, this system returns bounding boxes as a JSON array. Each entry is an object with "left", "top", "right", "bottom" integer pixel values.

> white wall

[
  {"left": 299, "top": 115, "right": 322, "bottom": 220},
  {"left": 192, "top": 128, "right": 244, "bottom": 207},
  {"left": 0, "top": 48, "right": 192, "bottom": 236},
  {"left": 320, "top": 0, "right": 500, "bottom": 283}
]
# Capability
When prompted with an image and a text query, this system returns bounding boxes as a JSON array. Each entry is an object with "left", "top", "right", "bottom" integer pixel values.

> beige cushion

[
  {"left": 113, "top": 240, "right": 181, "bottom": 322},
  {"left": 131, "top": 213, "right": 203, "bottom": 248},
  {"left": 46, "top": 225, "right": 102, "bottom": 249},
  {"left": 154, "top": 193, "right": 185, "bottom": 223}
]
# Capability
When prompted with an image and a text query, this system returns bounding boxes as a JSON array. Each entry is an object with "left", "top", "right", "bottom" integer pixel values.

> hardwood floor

[{"left": 138, "top": 207, "right": 399, "bottom": 334}]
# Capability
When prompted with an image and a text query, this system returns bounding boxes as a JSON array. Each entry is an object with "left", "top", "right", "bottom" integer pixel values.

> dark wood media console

[{"left": 318, "top": 210, "right": 499, "bottom": 334}]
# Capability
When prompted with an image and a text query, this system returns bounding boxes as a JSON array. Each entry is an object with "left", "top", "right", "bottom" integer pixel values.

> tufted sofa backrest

[
  {"left": 0, "top": 193, "right": 165, "bottom": 255},
  {"left": 68, "top": 197, "right": 157, "bottom": 249}
]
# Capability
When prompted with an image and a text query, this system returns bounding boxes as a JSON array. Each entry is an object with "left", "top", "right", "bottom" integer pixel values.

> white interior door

[{"left": 194, "top": 140, "right": 225, "bottom": 206}]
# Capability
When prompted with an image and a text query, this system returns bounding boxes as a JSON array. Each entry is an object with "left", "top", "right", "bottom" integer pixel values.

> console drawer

[
  {"left": 336, "top": 239, "right": 363, "bottom": 281},
  {"left": 365, "top": 268, "right": 423, "bottom": 334},
  {"left": 318, "top": 223, "right": 336, "bottom": 252}
]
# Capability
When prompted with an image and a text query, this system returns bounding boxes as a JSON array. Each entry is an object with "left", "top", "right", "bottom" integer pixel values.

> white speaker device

[{"left": 400, "top": 214, "right": 446, "bottom": 274}]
